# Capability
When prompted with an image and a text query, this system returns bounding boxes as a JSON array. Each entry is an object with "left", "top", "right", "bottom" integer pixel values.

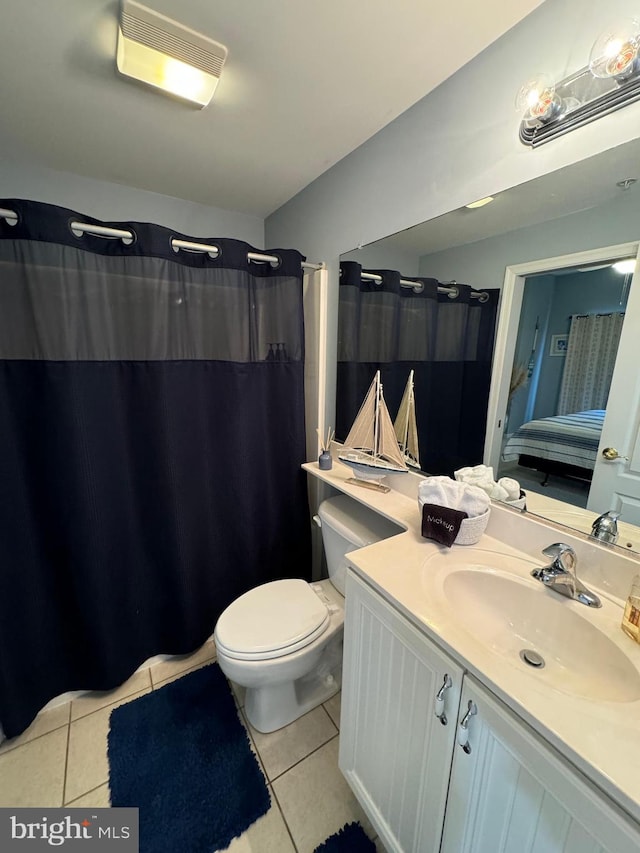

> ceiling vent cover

[{"left": 117, "top": 0, "right": 228, "bottom": 107}]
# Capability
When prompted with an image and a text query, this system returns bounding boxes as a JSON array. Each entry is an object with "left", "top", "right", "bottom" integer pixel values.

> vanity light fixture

[
  {"left": 116, "top": 0, "right": 228, "bottom": 108},
  {"left": 517, "top": 17, "right": 640, "bottom": 147},
  {"left": 465, "top": 197, "right": 494, "bottom": 209}
]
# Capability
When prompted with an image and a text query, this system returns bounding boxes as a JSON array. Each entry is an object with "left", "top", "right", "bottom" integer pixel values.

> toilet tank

[{"left": 318, "top": 495, "right": 402, "bottom": 595}]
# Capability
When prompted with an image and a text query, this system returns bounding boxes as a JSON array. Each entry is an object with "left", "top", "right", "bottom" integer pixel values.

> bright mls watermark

[{"left": 0, "top": 809, "right": 138, "bottom": 851}]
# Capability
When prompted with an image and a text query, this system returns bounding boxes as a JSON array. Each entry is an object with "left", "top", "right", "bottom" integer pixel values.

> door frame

[{"left": 483, "top": 241, "right": 639, "bottom": 472}]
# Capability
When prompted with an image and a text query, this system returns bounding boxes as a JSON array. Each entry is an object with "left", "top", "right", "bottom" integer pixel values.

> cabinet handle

[
  {"left": 457, "top": 700, "right": 477, "bottom": 753},
  {"left": 434, "top": 674, "right": 453, "bottom": 725}
]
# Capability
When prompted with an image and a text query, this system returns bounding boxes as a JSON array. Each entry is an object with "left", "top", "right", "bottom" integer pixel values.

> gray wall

[
  {"left": 266, "top": 0, "right": 640, "bottom": 434},
  {"left": 0, "top": 158, "right": 264, "bottom": 246},
  {"left": 509, "top": 275, "right": 555, "bottom": 432}
]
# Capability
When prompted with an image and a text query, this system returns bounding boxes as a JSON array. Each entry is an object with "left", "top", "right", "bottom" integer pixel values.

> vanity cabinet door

[
  {"left": 339, "top": 571, "right": 463, "bottom": 853},
  {"left": 441, "top": 674, "right": 640, "bottom": 853}
]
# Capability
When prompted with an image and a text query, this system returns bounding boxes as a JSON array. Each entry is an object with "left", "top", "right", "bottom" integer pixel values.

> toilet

[{"left": 214, "top": 494, "right": 401, "bottom": 732}]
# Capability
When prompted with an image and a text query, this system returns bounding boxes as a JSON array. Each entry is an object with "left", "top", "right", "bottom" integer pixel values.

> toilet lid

[{"left": 214, "top": 579, "right": 330, "bottom": 661}]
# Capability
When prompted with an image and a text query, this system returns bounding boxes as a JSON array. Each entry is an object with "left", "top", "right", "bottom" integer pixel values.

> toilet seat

[{"left": 215, "top": 579, "right": 331, "bottom": 661}]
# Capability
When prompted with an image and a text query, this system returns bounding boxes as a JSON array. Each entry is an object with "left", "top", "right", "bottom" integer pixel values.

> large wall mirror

[{"left": 338, "top": 136, "right": 640, "bottom": 554}]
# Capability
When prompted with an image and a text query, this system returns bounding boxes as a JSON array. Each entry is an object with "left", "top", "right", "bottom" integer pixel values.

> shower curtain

[
  {"left": 336, "top": 261, "right": 499, "bottom": 475},
  {"left": 0, "top": 198, "right": 310, "bottom": 738}
]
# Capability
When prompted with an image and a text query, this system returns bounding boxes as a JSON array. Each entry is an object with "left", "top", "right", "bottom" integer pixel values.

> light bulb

[
  {"left": 589, "top": 18, "right": 640, "bottom": 79},
  {"left": 515, "top": 74, "right": 560, "bottom": 126}
]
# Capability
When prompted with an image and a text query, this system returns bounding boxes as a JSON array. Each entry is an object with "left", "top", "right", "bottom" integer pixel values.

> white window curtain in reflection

[{"left": 557, "top": 312, "right": 624, "bottom": 415}]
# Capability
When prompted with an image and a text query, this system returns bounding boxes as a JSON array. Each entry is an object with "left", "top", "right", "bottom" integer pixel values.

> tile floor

[{"left": 0, "top": 640, "right": 383, "bottom": 852}]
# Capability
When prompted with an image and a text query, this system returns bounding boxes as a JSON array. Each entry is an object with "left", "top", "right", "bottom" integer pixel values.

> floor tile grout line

[
  {"left": 69, "top": 687, "right": 151, "bottom": 726},
  {"left": 0, "top": 718, "right": 71, "bottom": 756},
  {"left": 268, "top": 731, "right": 340, "bottom": 785},
  {"left": 64, "top": 780, "right": 109, "bottom": 808},
  {"left": 61, "top": 721, "right": 71, "bottom": 807},
  {"left": 319, "top": 701, "right": 339, "bottom": 734},
  {"left": 243, "top": 708, "right": 339, "bottom": 784},
  {"left": 269, "top": 779, "right": 300, "bottom": 853}
]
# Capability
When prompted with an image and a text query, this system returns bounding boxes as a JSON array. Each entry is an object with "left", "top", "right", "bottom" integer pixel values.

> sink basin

[{"left": 422, "top": 550, "right": 640, "bottom": 703}]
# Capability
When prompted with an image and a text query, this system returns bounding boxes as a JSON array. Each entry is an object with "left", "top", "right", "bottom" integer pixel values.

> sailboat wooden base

[{"left": 345, "top": 477, "right": 391, "bottom": 494}]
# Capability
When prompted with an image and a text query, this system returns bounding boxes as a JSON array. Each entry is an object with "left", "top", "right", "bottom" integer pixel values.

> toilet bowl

[{"left": 214, "top": 494, "right": 401, "bottom": 733}]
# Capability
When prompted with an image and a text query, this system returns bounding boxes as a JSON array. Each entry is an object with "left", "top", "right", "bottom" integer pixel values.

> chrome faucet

[
  {"left": 531, "top": 543, "right": 601, "bottom": 608},
  {"left": 590, "top": 510, "right": 620, "bottom": 545}
]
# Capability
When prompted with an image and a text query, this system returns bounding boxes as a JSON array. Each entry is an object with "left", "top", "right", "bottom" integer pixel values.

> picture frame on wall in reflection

[{"left": 549, "top": 334, "right": 568, "bottom": 356}]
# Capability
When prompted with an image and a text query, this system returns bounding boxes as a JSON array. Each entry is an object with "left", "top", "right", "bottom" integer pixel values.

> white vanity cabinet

[
  {"left": 339, "top": 571, "right": 464, "bottom": 853},
  {"left": 441, "top": 675, "right": 639, "bottom": 853},
  {"left": 341, "top": 571, "right": 640, "bottom": 853}
]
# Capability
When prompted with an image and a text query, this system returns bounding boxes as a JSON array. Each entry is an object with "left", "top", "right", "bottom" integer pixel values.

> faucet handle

[
  {"left": 592, "top": 509, "right": 620, "bottom": 526},
  {"left": 541, "top": 542, "right": 576, "bottom": 573},
  {"left": 591, "top": 510, "right": 620, "bottom": 544}
]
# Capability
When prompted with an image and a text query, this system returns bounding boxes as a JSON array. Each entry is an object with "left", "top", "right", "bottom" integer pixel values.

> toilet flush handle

[{"left": 312, "top": 515, "right": 322, "bottom": 528}]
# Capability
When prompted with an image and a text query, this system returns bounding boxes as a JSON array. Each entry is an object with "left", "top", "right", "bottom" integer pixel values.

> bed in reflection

[{"left": 502, "top": 410, "right": 605, "bottom": 484}]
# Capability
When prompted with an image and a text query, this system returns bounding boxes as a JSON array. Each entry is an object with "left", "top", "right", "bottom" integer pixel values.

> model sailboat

[
  {"left": 338, "top": 371, "right": 409, "bottom": 489},
  {"left": 394, "top": 370, "right": 421, "bottom": 470}
]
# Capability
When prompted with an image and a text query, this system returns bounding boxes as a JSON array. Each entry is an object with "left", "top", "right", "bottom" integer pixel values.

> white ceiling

[{"left": 0, "top": 0, "right": 544, "bottom": 218}]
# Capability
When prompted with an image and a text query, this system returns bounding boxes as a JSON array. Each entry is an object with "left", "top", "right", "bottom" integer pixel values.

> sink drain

[{"left": 520, "top": 649, "right": 545, "bottom": 668}]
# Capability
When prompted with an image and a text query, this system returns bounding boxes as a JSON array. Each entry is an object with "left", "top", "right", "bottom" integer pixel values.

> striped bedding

[{"left": 502, "top": 410, "right": 605, "bottom": 471}]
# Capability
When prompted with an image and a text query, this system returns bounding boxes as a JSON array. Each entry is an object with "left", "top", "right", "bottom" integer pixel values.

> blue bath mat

[
  {"left": 314, "top": 821, "right": 376, "bottom": 852},
  {"left": 108, "top": 662, "right": 270, "bottom": 853}
]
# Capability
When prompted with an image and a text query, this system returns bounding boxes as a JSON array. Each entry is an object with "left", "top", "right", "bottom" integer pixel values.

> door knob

[{"left": 602, "top": 447, "right": 629, "bottom": 461}]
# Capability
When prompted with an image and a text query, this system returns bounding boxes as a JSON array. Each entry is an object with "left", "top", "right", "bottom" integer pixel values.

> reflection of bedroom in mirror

[
  {"left": 337, "top": 136, "right": 640, "bottom": 552},
  {"left": 499, "top": 261, "right": 630, "bottom": 509}
]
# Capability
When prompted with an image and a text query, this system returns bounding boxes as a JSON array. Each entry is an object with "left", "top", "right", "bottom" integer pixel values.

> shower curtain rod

[
  {"left": 356, "top": 269, "right": 489, "bottom": 302},
  {"left": 0, "top": 207, "right": 324, "bottom": 272}
]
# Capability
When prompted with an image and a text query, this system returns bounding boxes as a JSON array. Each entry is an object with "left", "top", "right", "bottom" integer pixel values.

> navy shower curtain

[
  {"left": 336, "top": 261, "right": 499, "bottom": 475},
  {"left": 0, "top": 199, "right": 310, "bottom": 738}
]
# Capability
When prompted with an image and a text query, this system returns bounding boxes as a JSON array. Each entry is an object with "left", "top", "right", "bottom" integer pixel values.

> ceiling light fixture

[
  {"left": 465, "top": 197, "right": 494, "bottom": 209},
  {"left": 116, "top": 0, "right": 228, "bottom": 108}
]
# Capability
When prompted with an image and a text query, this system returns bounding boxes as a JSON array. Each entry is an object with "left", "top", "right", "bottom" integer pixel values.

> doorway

[
  {"left": 484, "top": 240, "right": 639, "bottom": 513},
  {"left": 497, "top": 263, "right": 630, "bottom": 507}
]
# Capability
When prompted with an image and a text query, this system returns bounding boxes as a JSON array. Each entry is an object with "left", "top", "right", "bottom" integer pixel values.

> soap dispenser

[{"left": 622, "top": 574, "right": 640, "bottom": 643}]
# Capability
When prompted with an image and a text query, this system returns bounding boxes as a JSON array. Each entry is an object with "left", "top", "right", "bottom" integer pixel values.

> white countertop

[
  {"left": 304, "top": 458, "right": 640, "bottom": 827},
  {"left": 525, "top": 490, "right": 640, "bottom": 554}
]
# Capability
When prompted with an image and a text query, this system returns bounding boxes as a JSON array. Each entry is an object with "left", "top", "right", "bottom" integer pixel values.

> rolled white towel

[
  {"left": 463, "top": 476, "right": 493, "bottom": 499},
  {"left": 454, "top": 464, "right": 494, "bottom": 483},
  {"left": 453, "top": 466, "right": 474, "bottom": 482},
  {"left": 488, "top": 482, "right": 510, "bottom": 502},
  {"left": 458, "top": 484, "right": 491, "bottom": 518},
  {"left": 419, "top": 476, "right": 491, "bottom": 518},
  {"left": 498, "top": 477, "right": 520, "bottom": 502},
  {"left": 418, "top": 476, "right": 463, "bottom": 508}
]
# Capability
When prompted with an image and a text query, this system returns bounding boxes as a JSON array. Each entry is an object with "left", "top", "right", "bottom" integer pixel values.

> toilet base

[{"left": 244, "top": 634, "right": 342, "bottom": 733}]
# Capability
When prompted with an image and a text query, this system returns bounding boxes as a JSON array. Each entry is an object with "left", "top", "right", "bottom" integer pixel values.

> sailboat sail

[
  {"left": 338, "top": 371, "right": 408, "bottom": 480},
  {"left": 343, "top": 379, "right": 377, "bottom": 452},
  {"left": 394, "top": 370, "right": 421, "bottom": 468},
  {"left": 376, "top": 389, "right": 407, "bottom": 468}
]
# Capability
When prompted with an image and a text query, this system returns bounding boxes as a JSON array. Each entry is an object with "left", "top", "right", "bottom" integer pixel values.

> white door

[
  {"left": 339, "top": 572, "right": 463, "bottom": 853},
  {"left": 441, "top": 675, "right": 640, "bottom": 853},
  {"left": 588, "top": 245, "right": 640, "bottom": 523}
]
